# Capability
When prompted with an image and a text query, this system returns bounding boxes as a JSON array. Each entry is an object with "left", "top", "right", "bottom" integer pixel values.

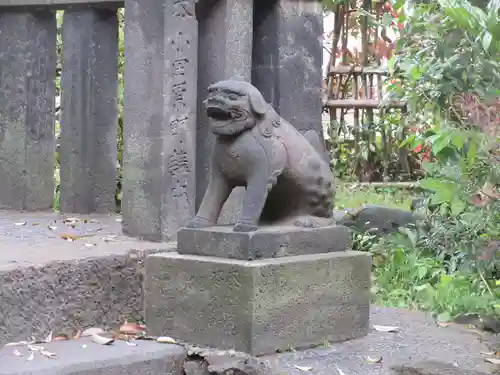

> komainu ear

[{"left": 248, "top": 89, "right": 268, "bottom": 116}]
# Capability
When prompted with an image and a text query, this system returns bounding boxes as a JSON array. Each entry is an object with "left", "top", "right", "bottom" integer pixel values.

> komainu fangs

[{"left": 187, "top": 80, "right": 336, "bottom": 232}]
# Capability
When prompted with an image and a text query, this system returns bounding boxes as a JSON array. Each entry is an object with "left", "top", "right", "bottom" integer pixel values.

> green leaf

[
  {"left": 450, "top": 196, "right": 467, "bottom": 215},
  {"left": 420, "top": 178, "right": 454, "bottom": 193},
  {"left": 450, "top": 133, "right": 466, "bottom": 150},
  {"left": 467, "top": 141, "right": 478, "bottom": 165},
  {"left": 417, "top": 266, "right": 428, "bottom": 279},
  {"left": 382, "top": 12, "right": 394, "bottom": 27},
  {"left": 482, "top": 31, "right": 493, "bottom": 51},
  {"left": 437, "top": 311, "right": 452, "bottom": 322},
  {"left": 431, "top": 135, "right": 451, "bottom": 155}
]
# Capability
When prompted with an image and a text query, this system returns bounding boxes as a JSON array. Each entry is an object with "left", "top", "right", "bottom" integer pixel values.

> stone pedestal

[{"left": 145, "top": 225, "right": 371, "bottom": 355}]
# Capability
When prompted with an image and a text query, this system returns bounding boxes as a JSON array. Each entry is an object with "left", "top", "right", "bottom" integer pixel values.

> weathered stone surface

[
  {"left": 145, "top": 251, "right": 371, "bottom": 355},
  {"left": 336, "top": 205, "right": 422, "bottom": 234},
  {"left": 252, "top": 0, "right": 325, "bottom": 148},
  {"left": 0, "top": 337, "right": 185, "bottom": 375},
  {"left": 260, "top": 305, "right": 498, "bottom": 374},
  {"left": 196, "top": 0, "right": 253, "bottom": 225},
  {"left": 161, "top": 0, "right": 197, "bottom": 241},
  {"left": 178, "top": 225, "right": 351, "bottom": 260},
  {"left": 0, "top": 0, "right": 123, "bottom": 7},
  {"left": 121, "top": 0, "right": 166, "bottom": 240},
  {"left": 391, "top": 361, "right": 492, "bottom": 375},
  {"left": 0, "top": 210, "right": 175, "bottom": 346},
  {"left": 60, "top": 7, "right": 118, "bottom": 214},
  {"left": 0, "top": 10, "right": 56, "bottom": 210},
  {"left": 187, "top": 80, "right": 335, "bottom": 233}
]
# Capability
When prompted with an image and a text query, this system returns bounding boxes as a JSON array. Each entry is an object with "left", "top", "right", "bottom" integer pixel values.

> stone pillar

[
  {"left": 0, "top": 10, "right": 56, "bottom": 210},
  {"left": 121, "top": 0, "right": 166, "bottom": 240},
  {"left": 195, "top": 0, "right": 253, "bottom": 224},
  {"left": 122, "top": 0, "right": 197, "bottom": 241},
  {"left": 252, "top": 0, "right": 325, "bottom": 147},
  {"left": 161, "top": 0, "right": 198, "bottom": 241},
  {"left": 60, "top": 7, "right": 119, "bottom": 214}
]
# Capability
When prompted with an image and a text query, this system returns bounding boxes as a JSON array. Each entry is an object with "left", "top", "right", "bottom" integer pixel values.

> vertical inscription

[{"left": 163, "top": 0, "right": 197, "bottom": 240}]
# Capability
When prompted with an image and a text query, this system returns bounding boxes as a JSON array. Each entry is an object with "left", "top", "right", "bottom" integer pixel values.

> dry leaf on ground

[
  {"left": 91, "top": 332, "right": 115, "bottom": 345},
  {"left": 41, "top": 349, "right": 57, "bottom": 359},
  {"left": 81, "top": 327, "right": 104, "bottom": 337},
  {"left": 373, "top": 325, "right": 399, "bottom": 332},
  {"left": 295, "top": 365, "right": 312, "bottom": 371},
  {"left": 485, "top": 358, "right": 500, "bottom": 365},
  {"left": 44, "top": 331, "right": 53, "bottom": 343},
  {"left": 367, "top": 356, "right": 383, "bottom": 364},
  {"left": 14, "top": 221, "right": 27, "bottom": 226},
  {"left": 27, "top": 352, "right": 34, "bottom": 361},
  {"left": 60, "top": 234, "right": 80, "bottom": 242},
  {"left": 12, "top": 350, "right": 22, "bottom": 357},
  {"left": 119, "top": 322, "right": 146, "bottom": 335},
  {"left": 156, "top": 336, "right": 177, "bottom": 344},
  {"left": 335, "top": 364, "right": 347, "bottom": 375}
]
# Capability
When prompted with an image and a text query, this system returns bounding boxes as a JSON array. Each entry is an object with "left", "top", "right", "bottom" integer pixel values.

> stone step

[
  {"left": 0, "top": 210, "right": 175, "bottom": 346},
  {"left": 0, "top": 338, "right": 185, "bottom": 375}
]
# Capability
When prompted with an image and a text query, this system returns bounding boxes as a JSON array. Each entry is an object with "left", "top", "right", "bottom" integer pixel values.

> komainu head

[{"left": 204, "top": 80, "right": 269, "bottom": 136}]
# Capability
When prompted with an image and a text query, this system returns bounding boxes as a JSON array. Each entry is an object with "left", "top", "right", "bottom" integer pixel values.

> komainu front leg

[
  {"left": 187, "top": 168, "right": 231, "bottom": 228},
  {"left": 233, "top": 170, "right": 280, "bottom": 232}
]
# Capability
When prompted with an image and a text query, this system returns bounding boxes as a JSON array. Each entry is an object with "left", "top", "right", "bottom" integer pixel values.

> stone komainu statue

[{"left": 188, "top": 80, "right": 335, "bottom": 232}]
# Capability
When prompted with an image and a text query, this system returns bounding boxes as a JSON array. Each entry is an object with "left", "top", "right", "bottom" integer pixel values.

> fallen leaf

[
  {"left": 73, "top": 330, "right": 82, "bottom": 340},
  {"left": 91, "top": 332, "right": 115, "bottom": 345},
  {"left": 48, "top": 225, "right": 58, "bottom": 231},
  {"left": 53, "top": 334, "right": 69, "bottom": 341},
  {"left": 82, "top": 344, "right": 87, "bottom": 348},
  {"left": 84, "top": 243, "right": 96, "bottom": 247},
  {"left": 125, "top": 341, "right": 138, "bottom": 346},
  {"left": 4, "top": 341, "right": 32, "bottom": 347},
  {"left": 27, "top": 351, "right": 34, "bottom": 361},
  {"left": 102, "top": 235, "right": 117, "bottom": 242},
  {"left": 335, "top": 364, "right": 346, "bottom": 375},
  {"left": 60, "top": 234, "right": 80, "bottom": 242},
  {"left": 41, "top": 349, "right": 57, "bottom": 359},
  {"left": 12, "top": 349, "right": 22, "bottom": 357},
  {"left": 120, "top": 322, "right": 146, "bottom": 335},
  {"left": 31, "top": 222, "right": 40, "bottom": 226},
  {"left": 373, "top": 325, "right": 399, "bottom": 333},
  {"left": 367, "top": 356, "right": 383, "bottom": 364},
  {"left": 485, "top": 358, "right": 500, "bottom": 365},
  {"left": 481, "top": 351, "right": 495, "bottom": 356},
  {"left": 295, "top": 365, "right": 312, "bottom": 371},
  {"left": 116, "top": 218, "right": 123, "bottom": 223},
  {"left": 436, "top": 321, "right": 451, "bottom": 328},
  {"left": 14, "top": 221, "right": 27, "bottom": 226},
  {"left": 44, "top": 330, "right": 53, "bottom": 343},
  {"left": 28, "top": 345, "right": 45, "bottom": 352},
  {"left": 63, "top": 217, "right": 80, "bottom": 224},
  {"left": 157, "top": 336, "right": 177, "bottom": 344},
  {"left": 81, "top": 327, "right": 104, "bottom": 337}
]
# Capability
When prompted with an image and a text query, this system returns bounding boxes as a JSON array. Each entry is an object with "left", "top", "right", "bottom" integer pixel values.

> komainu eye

[{"left": 228, "top": 93, "right": 239, "bottom": 100}]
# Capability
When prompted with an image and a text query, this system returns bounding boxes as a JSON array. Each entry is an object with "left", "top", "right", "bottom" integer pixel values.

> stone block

[
  {"left": 0, "top": 10, "right": 56, "bottom": 210},
  {"left": 161, "top": 0, "right": 197, "bottom": 241},
  {"left": 60, "top": 7, "right": 118, "bottom": 214},
  {"left": 145, "top": 251, "right": 371, "bottom": 355},
  {"left": 0, "top": 337, "right": 185, "bottom": 375},
  {"left": 121, "top": 0, "right": 166, "bottom": 241},
  {"left": 252, "top": 0, "right": 325, "bottom": 146},
  {"left": 177, "top": 225, "right": 351, "bottom": 260},
  {"left": 196, "top": 0, "right": 253, "bottom": 224}
]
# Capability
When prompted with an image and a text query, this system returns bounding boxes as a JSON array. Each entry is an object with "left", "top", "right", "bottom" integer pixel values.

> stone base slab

[
  {"left": 177, "top": 225, "right": 351, "bottom": 260},
  {"left": 145, "top": 251, "right": 371, "bottom": 355},
  {"left": 0, "top": 337, "right": 185, "bottom": 375}
]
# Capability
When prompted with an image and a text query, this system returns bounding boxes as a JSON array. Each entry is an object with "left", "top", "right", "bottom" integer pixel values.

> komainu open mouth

[{"left": 207, "top": 107, "right": 232, "bottom": 121}]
